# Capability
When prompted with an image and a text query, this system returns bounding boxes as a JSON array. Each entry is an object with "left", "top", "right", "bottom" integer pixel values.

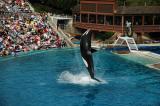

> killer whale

[{"left": 80, "top": 29, "right": 101, "bottom": 82}]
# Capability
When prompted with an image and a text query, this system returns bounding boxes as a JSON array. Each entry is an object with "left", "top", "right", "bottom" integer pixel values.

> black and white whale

[{"left": 80, "top": 29, "right": 101, "bottom": 82}]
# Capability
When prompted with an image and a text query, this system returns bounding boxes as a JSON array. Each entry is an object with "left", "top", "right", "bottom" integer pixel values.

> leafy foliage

[
  {"left": 28, "top": 0, "right": 160, "bottom": 14},
  {"left": 117, "top": 0, "right": 160, "bottom": 6},
  {"left": 95, "top": 32, "right": 114, "bottom": 41},
  {"left": 28, "top": 0, "right": 78, "bottom": 14}
]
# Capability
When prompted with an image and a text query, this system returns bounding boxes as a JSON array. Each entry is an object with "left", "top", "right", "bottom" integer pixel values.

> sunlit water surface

[{"left": 0, "top": 48, "right": 160, "bottom": 106}]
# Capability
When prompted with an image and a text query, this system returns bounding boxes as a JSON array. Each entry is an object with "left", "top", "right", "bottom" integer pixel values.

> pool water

[
  {"left": 139, "top": 46, "right": 160, "bottom": 54},
  {"left": 111, "top": 45, "right": 160, "bottom": 54},
  {"left": 0, "top": 48, "right": 160, "bottom": 106}
]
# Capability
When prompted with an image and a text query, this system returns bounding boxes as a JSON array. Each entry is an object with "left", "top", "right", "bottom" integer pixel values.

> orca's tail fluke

[{"left": 91, "top": 77, "right": 101, "bottom": 82}]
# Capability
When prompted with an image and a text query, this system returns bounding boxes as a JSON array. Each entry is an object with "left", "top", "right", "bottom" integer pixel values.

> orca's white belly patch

[{"left": 82, "top": 57, "right": 88, "bottom": 68}]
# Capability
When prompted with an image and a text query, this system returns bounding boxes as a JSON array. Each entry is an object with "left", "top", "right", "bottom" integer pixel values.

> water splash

[{"left": 58, "top": 71, "right": 107, "bottom": 86}]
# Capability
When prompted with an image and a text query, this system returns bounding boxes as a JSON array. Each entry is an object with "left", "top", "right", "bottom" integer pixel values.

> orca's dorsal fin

[{"left": 91, "top": 48, "right": 97, "bottom": 53}]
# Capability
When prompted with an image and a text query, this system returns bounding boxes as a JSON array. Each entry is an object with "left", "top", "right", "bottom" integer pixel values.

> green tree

[
  {"left": 29, "top": 0, "right": 78, "bottom": 14},
  {"left": 95, "top": 32, "right": 114, "bottom": 41},
  {"left": 117, "top": 0, "right": 160, "bottom": 6}
]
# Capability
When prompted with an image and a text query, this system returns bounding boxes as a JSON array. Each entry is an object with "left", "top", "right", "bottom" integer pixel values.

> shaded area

[
  {"left": 28, "top": 0, "right": 77, "bottom": 14},
  {"left": 83, "top": 89, "right": 99, "bottom": 106},
  {"left": 117, "top": 0, "right": 160, "bottom": 6}
]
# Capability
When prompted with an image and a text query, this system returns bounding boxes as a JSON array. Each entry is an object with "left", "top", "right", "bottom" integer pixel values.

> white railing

[{"left": 114, "top": 36, "right": 139, "bottom": 52}]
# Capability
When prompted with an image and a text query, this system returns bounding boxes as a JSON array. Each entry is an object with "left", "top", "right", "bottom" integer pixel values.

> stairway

[
  {"left": 114, "top": 36, "right": 138, "bottom": 52},
  {"left": 126, "top": 38, "right": 138, "bottom": 51}
]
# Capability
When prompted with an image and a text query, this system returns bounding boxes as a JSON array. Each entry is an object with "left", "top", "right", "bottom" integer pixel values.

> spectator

[{"left": 0, "top": 0, "right": 65, "bottom": 57}]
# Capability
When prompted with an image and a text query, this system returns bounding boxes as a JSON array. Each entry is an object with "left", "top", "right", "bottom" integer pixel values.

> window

[
  {"left": 106, "top": 16, "right": 113, "bottom": 25},
  {"left": 97, "top": 15, "right": 104, "bottom": 24},
  {"left": 144, "top": 16, "right": 153, "bottom": 25},
  {"left": 81, "top": 14, "right": 88, "bottom": 23},
  {"left": 134, "top": 16, "right": 142, "bottom": 25},
  {"left": 115, "top": 16, "right": 122, "bottom": 25},
  {"left": 154, "top": 15, "right": 160, "bottom": 25},
  {"left": 89, "top": 14, "right": 96, "bottom": 23}
]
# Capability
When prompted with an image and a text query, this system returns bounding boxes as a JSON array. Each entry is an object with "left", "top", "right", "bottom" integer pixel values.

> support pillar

[
  {"left": 137, "top": 32, "right": 144, "bottom": 44},
  {"left": 153, "top": 15, "right": 155, "bottom": 25},
  {"left": 91, "top": 31, "right": 96, "bottom": 40},
  {"left": 80, "top": 14, "right": 81, "bottom": 23},
  {"left": 88, "top": 14, "right": 89, "bottom": 23},
  {"left": 142, "top": 16, "right": 144, "bottom": 25},
  {"left": 122, "top": 16, "right": 124, "bottom": 35}
]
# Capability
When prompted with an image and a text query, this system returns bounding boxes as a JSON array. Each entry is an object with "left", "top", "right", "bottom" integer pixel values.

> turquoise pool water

[{"left": 0, "top": 48, "right": 160, "bottom": 106}]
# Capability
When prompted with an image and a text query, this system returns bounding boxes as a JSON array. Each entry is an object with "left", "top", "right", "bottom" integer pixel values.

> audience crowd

[{"left": 0, "top": 0, "right": 66, "bottom": 56}]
